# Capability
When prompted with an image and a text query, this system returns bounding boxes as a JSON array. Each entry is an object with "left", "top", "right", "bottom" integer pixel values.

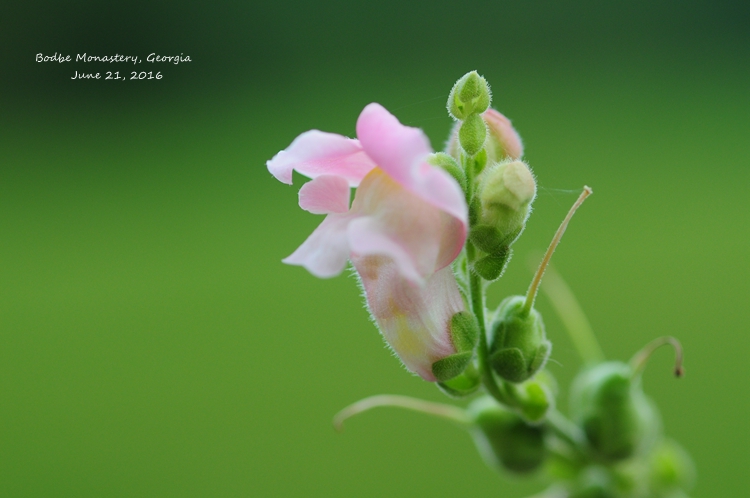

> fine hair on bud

[{"left": 448, "top": 71, "right": 492, "bottom": 121}]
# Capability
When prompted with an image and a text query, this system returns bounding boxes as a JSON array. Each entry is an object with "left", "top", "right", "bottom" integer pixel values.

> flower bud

[
  {"left": 468, "top": 396, "right": 547, "bottom": 474},
  {"left": 445, "top": 109, "right": 523, "bottom": 163},
  {"left": 488, "top": 295, "right": 551, "bottom": 383},
  {"left": 471, "top": 160, "right": 536, "bottom": 253},
  {"left": 483, "top": 109, "right": 524, "bottom": 161},
  {"left": 510, "top": 377, "right": 554, "bottom": 422},
  {"left": 447, "top": 71, "right": 491, "bottom": 120},
  {"left": 458, "top": 114, "right": 487, "bottom": 156},
  {"left": 569, "top": 362, "right": 661, "bottom": 463},
  {"left": 648, "top": 439, "right": 696, "bottom": 494}
]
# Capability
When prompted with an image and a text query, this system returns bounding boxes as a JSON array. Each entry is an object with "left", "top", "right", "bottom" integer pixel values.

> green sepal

[
  {"left": 472, "top": 249, "right": 511, "bottom": 281},
  {"left": 470, "top": 225, "right": 522, "bottom": 256},
  {"left": 437, "top": 364, "right": 480, "bottom": 398},
  {"left": 449, "top": 311, "right": 479, "bottom": 352},
  {"left": 432, "top": 351, "right": 473, "bottom": 382},
  {"left": 508, "top": 380, "right": 552, "bottom": 423},
  {"left": 468, "top": 396, "right": 547, "bottom": 474},
  {"left": 490, "top": 347, "right": 528, "bottom": 383},
  {"left": 459, "top": 113, "right": 487, "bottom": 156},
  {"left": 469, "top": 225, "right": 504, "bottom": 254},
  {"left": 427, "top": 152, "right": 466, "bottom": 192}
]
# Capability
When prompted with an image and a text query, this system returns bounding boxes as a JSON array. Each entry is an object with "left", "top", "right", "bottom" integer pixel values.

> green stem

[
  {"left": 467, "top": 242, "right": 515, "bottom": 408},
  {"left": 546, "top": 408, "right": 589, "bottom": 459}
]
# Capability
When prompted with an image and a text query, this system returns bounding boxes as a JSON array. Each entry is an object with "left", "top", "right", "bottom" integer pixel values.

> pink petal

[
  {"left": 298, "top": 175, "right": 350, "bottom": 214},
  {"left": 282, "top": 213, "right": 352, "bottom": 278},
  {"left": 348, "top": 168, "right": 465, "bottom": 280},
  {"left": 266, "top": 130, "right": 376, "bottom": 186},
  {"left": 347, "top": 217, "right": 427, "bottom": 285},
  {"left": 355, "top": 103, "right": 468, "bottom": 246},
  {"left": 483, "top": 109, "right": 524, "bottom": 160},
  {"left": 353, "top": 259, "right": 462, "bottom": 381}
]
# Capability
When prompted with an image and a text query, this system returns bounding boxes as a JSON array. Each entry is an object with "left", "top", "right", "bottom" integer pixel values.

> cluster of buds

[{"left": 268, "top": 71, "right": 693, "bottom": 498}]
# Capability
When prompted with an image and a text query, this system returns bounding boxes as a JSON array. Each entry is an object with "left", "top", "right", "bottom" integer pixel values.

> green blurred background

[{"left": 1, "top": 1, "right": 748, "bottom": 496}]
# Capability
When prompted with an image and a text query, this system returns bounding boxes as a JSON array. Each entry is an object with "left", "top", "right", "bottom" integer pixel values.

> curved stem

[
  {"left": 630, "top": 336, "right": 684, "bottom": 378},
  {"left": 333, "top": 395, "right": 471, "bottom": 432},
  {"left": 523, "top": 186, "right": 592, "bottom": 315}
]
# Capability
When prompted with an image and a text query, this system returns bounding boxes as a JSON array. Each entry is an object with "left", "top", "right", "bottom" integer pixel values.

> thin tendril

[
  {"left": 333, "top": 395, "right": 471, "bottom": 432},
  {"left": 630, "top": 336, "right": 684, "bottom": 378},
  {"left": 523, "top": 186, "right": 593, "bottom": 315}
]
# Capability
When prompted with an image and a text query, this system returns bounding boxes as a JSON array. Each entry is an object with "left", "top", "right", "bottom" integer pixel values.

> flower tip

[{"left": 266, "top": 151, "right": 294, "bottom": 185}]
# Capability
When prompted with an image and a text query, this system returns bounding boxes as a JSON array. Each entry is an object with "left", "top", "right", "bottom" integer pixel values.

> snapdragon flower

[{"left": 267, "top": 103, "right": 468, "bottom": 380}]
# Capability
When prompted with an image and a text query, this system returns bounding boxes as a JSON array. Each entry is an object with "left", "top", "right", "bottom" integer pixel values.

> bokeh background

[{"left": 1, "top": 1, "right": 748, "bottom": 496}]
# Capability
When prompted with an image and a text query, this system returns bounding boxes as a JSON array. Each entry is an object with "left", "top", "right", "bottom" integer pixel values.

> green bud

[
  {"left": 447, "top": 71, "right": 491, "bottom": 120},
  {"left": 488, "top": 296, "right": 551, "bottom": 383},
  {"left": 468, "top": 396, "right": 546, "bottom": 474},
  {"left": 445, "top": 110, "right": 523, "bottom": 163},
  {"left": 476, "top": 160, "right": 536, "bottom": 249},
  {"left": 427, "top": 152, "right": 466, "bottom": 192},
  {"left": 569, "top": 362, "right": 662, "bottom": 463},
  {"left": 437, "top": 363, "right": 481, "bottom": 398},
  {"left": 508, "top": 378, "right": 554, "bottom": 422},
  {"left": 569, "top": 466, "right": 616, "bottom": 498},
  {"left": 649, "top": 439, "right": 696, "bottom": 493},
  {"left": 458, "top": 113, "right": 487, "bottom": 156}
]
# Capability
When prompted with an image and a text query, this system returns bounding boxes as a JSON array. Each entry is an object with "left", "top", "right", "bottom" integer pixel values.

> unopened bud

[
  {"left": 471, "top": 160, "right": 536, "bottom": 252},
  {"left": 448, "top": 71, "right": 491, "bottom": 120},
  {"left": 483, "top": 109, "right": 524, "bottom": 161},
  {"left": 648, "top": 439, "right": 696, "bottom": 493},
  {"left": 458, "top": 113, "right": 487, "bottom": 156},
  {"left": 569, "top": 362, "right": 661, "bottom": 463},
  {"left": 445, "top": 109, "right": 523, "bottom": 162},
  {"left": 468, "top": 396, "right": 547, "bottom": 474},
  {"left": 488, "top": 295, "right": 551, "bottom": 383}
]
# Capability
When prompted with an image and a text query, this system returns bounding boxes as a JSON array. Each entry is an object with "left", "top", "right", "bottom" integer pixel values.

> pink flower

[{"left": 267, "top": 103, "right": 469, "bottom": 380}]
